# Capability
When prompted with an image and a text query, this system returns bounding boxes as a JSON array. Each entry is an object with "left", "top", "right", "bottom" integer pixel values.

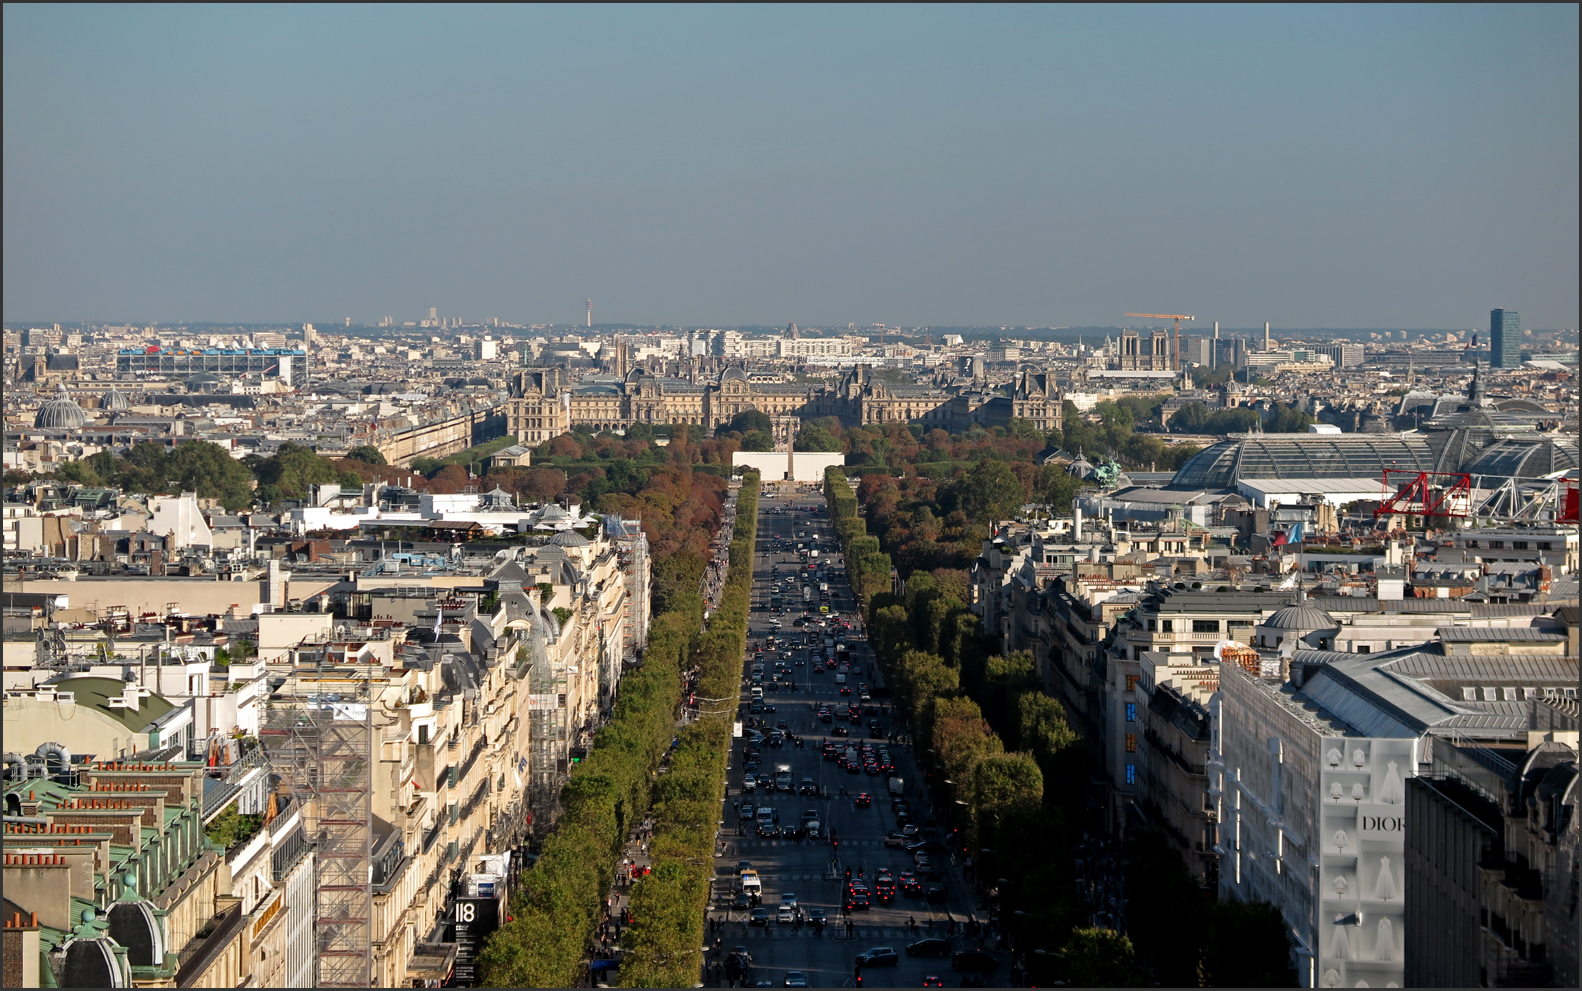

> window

[
  {"left": 1513, "top": 541, "right": 1529, "bottom": 550},
  {"left": 1481, "top": 687, "right": 1498, "bottom": 701},
  {"left": 1147, "top": 620, "right": 1157, "bottom": 632},
  {"left": 1537, "top": 542, "right": 1552, "bottom": 550},
  {"left": 1125, "top": 674, "right": 1139, "bottom": 692},
  {"left": 1193, "top": 620, "right": 1220, "bottom": 634},
  {"left": 1125, "top": 702, "right": 1137, "bottom": 722},
  {"left": 1161, "top": 620, "right": 1174, "bottom": 633},
  {"left": 1490, "top": 541, "right": 1505, "bottom": 549},
  {"left": 1125, "top": 734, "right": 1137, "bottom": 753},
  {"left": 1356, "top": 645, "right": 1370, "bottom": 654},
  {"left": 1461, "top": 687, "right": 1478, "bottom": 702},
  {"left": 1125, "top": 764, "right": 1136, "bottom": 785}
]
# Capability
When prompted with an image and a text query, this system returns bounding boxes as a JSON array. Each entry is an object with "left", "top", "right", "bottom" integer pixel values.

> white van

[{"left": 834, "top": 673, "right": 846, "bottom": 685}]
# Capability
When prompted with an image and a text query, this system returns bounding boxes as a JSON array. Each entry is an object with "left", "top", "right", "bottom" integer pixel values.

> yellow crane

[{"left": 1124, "top": 312, "right": 1194, "bottom": 371}]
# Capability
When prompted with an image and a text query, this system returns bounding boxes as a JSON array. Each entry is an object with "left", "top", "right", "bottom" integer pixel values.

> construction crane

[{"left": 1125, "top": 312, "right": 1194, "bottom": 371}]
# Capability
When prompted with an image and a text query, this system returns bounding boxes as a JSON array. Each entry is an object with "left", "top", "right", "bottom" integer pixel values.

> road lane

[{"left": 704, "top": 486, "right": 1005, "bottom": 989}]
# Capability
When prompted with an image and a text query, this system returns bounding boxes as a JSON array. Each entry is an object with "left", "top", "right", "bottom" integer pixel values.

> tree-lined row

[
  {"left": 477, "top": 475, "right": 741, "bottom": 986},
  {"left": 616, "top": 474, "right": 760, "bottom": 987},
  {"left": 826, "top": 468, "right": 1294, "bottom": 986}
]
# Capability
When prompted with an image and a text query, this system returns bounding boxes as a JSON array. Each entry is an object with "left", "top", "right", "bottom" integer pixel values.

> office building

[{"left": 1491, "top": 308, "right": 1521, "bottom": 370}]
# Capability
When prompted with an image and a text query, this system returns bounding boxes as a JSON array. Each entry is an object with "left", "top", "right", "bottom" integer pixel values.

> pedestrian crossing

[
  {"left": 726, "top": 838, "right": 888, "bottom": 848},
  {"left": 729, "top": 926, "right": 942, "bottom": 939}
]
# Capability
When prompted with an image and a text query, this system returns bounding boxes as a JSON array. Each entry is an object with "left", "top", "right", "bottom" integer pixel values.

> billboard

[{"left": 1315, "top": 736, "right": 1415, "bottom": 989}]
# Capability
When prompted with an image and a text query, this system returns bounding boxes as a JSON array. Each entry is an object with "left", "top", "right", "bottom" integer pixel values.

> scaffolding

[{"left": 259, "top": 658, "right": 375, "bottom": 987}]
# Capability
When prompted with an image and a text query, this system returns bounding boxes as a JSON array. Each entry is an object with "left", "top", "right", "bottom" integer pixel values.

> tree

[
  {"left": 1061, "top": 928, "right": 1148, "bottom": 988},
  {"left": 740, "top": 429, "right": 775, "bottom": 452},
  {"left": 946, "top": 459, "right": 1028, "bottom": 521},
  {"left": 166, "top": 441, "right": 255, "bottom": 510},
  {"left": 972, "top": 752, "right": 1043, "bottom": 821},
  {"left": 252, "top": 442, "right": 344, "bottom": 504},
  {"left": 1202, "top": 899, "right": 1296, "bottom": 987},
  {"left": 1264, "top": 403, "right": 1315, "bottom": 433},
  {"left": 724, "top": 409, "right": 772, "bottom": 436},
  {"left": 345, "top": 445, "right": 387, "bottom": 465},
  {"left": 793, "top": 424, "right": 842, "bottom": 452}
]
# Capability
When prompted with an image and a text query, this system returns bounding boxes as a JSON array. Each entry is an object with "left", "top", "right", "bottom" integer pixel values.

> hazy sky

[{"left": 4, "top": 4, "right": 1577, "bottom": 329}]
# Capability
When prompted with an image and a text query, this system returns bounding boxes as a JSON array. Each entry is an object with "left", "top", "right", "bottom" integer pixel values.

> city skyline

[{"left": 4, "top": 5, "right": 1577, "bottom": 329}]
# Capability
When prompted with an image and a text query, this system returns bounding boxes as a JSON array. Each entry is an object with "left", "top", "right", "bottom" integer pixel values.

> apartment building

[
  {"left": 1405, "top": 715, "right": 1579, "bottom": 989},
  {"left": 2, "top": 753, "right": 314, "bottom": 988}
]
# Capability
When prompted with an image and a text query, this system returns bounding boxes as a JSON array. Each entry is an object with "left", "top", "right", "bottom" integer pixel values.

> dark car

[
  {"left": 951, "top": 951, "right": 1000, "bottom": 972},
  {"left": 750, "top": 907, "right": 770, "bottom": 926},
  {"left": 906, "top": 938, "right": 952, "bottom": 957},
  {"left": 733, "top": 892, "right": 752, "bottom": 909},
  {"left": 854, "top": 793, "right": 872, "bottom": 808}
]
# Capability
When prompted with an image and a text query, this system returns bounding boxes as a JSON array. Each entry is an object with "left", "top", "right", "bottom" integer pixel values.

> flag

[
  {"left": 1287, "top": 522, "right": 1305, "bottom": 544},
  {"left": 1271, "top": 530, "right": 1288, "bottom": 547}
]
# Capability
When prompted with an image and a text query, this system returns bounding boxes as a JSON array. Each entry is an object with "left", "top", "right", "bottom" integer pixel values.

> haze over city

[{"left": 3, "top": 4, "right": 1577, "bottom": 329}]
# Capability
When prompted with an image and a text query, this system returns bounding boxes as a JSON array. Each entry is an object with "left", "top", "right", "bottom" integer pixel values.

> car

[
  {"left": 733, "top": 892, "right": 751, "bottom": 909},
  {"left": 922, "top": 976, "right": 944, "bottom": 987},
  {"left": 750, "top": 907, "right": 769, "bottom": 926},
  {"left": 884, "top": 832, "right": 909, "bottom": 848},
  {"left": 831, "top": 726, "right": 849, "bottom": 737},
  {"left": 925, "top": 886, "right": 947, "bottom": 903},
  {"left": 854, "top": 792, "right": 872, "bottom": 808},
  {"left": 742, "top": 773, "right": 757, "bottom": 792},
  {"left": 783, "top": 972, "right": 809, "bottom": 988},
  {"left": 854, "top": 947, "right": 899, "bottom": 967},
  {"left": 780, "top": 892, "right": 797, "bottom": 907},
  {"left": 951, "top": 950, "right": 1000, "bottom": 972},
  {"left": 799, "top": 778, "right": 817, "bottom": 795},
  {"left": 906, "top": 938, "right": 953, "bottom": 958},
  {"left": 776, "top": 905, "right": 794, "bottom": 924},
  {"left": 806, "top": 908, "right": 827, "bottom": 925},
  {"left": 844, "top": 890, "right": 870, "bottom": 911}
]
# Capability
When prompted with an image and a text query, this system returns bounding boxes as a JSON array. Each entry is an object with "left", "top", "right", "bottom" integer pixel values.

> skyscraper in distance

[{"left": 1490, "top": 308, "right": 1520, "bottom": 369}]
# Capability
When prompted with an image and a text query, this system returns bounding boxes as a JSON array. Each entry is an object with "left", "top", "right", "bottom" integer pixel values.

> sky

[{"left": 3, "top": 4, "right": 1577, "bottom": 330}]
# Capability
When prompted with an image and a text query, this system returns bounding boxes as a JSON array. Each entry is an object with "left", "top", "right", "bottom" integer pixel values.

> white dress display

[
  {"left": 1334, "top": 829, "right": 1349, "bottom": 852},
  {"left": 1332, "top": 919, "right": 1351, "bottom": 960},
  {"left": 1378, "top": 761, "right": 1405, "bottom": 805},
  {"left": 1327, "top": 747, "right": 1343, "bottom": 767},
  {"left": 1352, "top": 782, "right": 1366, "bottom": 802},
  {"left": 1323, "top": 969, "right": 1341, "bottom": 988},
  {"left": 1330, "top": 782, "right": 1345, "bottom": 802},
  {"left": 1375, "top": 917, "right": 1395, "bottom": 961},
  {"left": 1374, "top": 856, "right": 1396, "bottom": 900}
]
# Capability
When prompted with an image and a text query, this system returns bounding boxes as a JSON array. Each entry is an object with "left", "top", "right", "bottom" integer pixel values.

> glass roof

[{"left": 1171, "top": 434, "right": 1436, "bottom": 488}]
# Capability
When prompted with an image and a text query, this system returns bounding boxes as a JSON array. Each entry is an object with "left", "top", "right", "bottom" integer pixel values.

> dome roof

[
  {"left": 721, "top": 366, "right": 749, "bottom": 382},
  {"left": 547, "top": 530, "right": 591, "bottom": 547},
  {"left": 101, "top": 389, "right": 131, "bottom": 412},
  {"left": 34, "top": 394, "right": 87, "bottom": 430},
  {"left": 1261, "top": 596, "right": 1336, "bottom": 632}
]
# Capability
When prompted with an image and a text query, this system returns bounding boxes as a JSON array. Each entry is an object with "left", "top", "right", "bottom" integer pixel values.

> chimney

[
  {"left": 1264, "top": 322, "right": 1271, "bottom": 351},
  {"left": 1073, "top": 505, "right": 1084, "bottom": 542}
]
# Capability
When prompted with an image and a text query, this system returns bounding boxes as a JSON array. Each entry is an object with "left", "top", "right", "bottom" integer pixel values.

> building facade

[{"left": 1490, "top": 308, "right": 1521, "bottom": 370}]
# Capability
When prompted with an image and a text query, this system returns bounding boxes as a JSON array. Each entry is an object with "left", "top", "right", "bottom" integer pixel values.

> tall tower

[
  {"left": 1264, "top": 322, "right": 1271, "bottom": 352},
  {"left": 1490, "top": 308, "right": 1520, "bottom": 369},
  {"left": 587, "top": 299, "right": 593, "bottom": 329}
]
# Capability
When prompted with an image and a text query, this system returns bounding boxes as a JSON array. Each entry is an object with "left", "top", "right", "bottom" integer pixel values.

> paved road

[{"left": 705, "top": 486, "right": 1007, "bottom": 989}]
